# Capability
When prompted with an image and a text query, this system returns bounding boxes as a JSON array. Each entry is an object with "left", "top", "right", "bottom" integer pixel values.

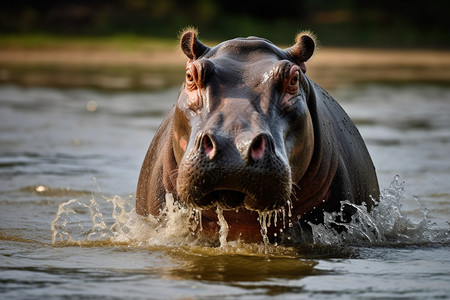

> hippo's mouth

[
  {"left": 194, "top": 189, "right": 248, "bottom": 210},
  {"left": 181, "top": 185, "right": 289, "bottom": 212}
]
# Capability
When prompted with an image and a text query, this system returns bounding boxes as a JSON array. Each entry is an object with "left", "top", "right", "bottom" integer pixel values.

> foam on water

[{"left": 51, "top": 176, "right": 449, "bottom": 253}]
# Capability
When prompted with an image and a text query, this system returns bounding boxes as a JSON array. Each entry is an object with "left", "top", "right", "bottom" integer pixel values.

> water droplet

[
  {"left": 258, "top": 210, "right": 271, "bottom": 253},
  {"left": 273, "top": 210, "right": 278, "bottom": 227},
  {"left": 86, "top": 100, "right": 97, "bottom": 112}
]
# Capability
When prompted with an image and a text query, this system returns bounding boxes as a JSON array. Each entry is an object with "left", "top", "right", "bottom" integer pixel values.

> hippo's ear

[
  {"left": 286, "top": 32, "right": 316, "bottom": 68},
  {"left": 180, "top": 28, "right": 210, "bottom": 60}
]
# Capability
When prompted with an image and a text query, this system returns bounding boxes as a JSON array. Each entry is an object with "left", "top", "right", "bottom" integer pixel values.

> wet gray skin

[{"left": 136, "top": 30, "right": 380, "bottom": 242}]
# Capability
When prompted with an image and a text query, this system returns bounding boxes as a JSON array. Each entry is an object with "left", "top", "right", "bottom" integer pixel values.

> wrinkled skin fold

[{"left": 136, "top": 29, "right": 380, "bottom": 243}]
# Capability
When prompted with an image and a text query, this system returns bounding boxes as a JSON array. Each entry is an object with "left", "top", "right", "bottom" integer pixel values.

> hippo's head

[{"left": 173, "top": 29, "right": 316, "bottom": 212}]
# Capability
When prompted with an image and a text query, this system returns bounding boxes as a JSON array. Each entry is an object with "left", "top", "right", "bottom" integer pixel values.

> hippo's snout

[
  {"left": 177, "top": 130, "right": 292, "bottom": 212},
  {"left": 200, "top": 131, "right": 272, "bottom": 163}
]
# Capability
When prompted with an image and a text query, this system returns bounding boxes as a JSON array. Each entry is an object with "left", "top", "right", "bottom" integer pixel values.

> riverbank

[{"left": 1, "top": 36, "right": 449, "bottom": 90}]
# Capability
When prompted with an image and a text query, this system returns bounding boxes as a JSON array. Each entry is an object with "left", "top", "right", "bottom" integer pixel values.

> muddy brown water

[{"left": 1, "top": 81, "right": 449, "bottom": 299}]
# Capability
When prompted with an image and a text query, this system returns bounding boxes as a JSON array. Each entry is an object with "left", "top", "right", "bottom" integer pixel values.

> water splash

[
  {"left": 307, "top": 175, "right": 450, "bottom": 247},
  {"left": 51, "top": 197, "right": 110, "bottom": 245},
  {"left": 51, "top": 193, "right": 197, "bottom": 247},
  {"left": 51, "top": 176, "right": 449, "bottom": 251},
  {"left": 216, "top": 207, "right": 229, "bottom": 247}
]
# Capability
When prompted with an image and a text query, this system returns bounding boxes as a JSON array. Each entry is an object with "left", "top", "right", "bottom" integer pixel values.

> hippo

[{"left": 136, "top": 29, "right": 379, "bottom": 243}]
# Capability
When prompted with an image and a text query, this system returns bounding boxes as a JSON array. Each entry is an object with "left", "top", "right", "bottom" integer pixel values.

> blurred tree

[{"left": 0, "top": 0, "right": 448, "bottom": 47}]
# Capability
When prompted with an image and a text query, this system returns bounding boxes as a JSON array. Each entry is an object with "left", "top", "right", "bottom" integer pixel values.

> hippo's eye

[
  {"left": 290, "top": 73, "right": 299, "bottom": 86},
  {"left": 185, "top": 70, "right": 196, "bottom": 89},
  {"left": 186, "top": 71, "right": 193, "bottom": 82},
  {"left": 185, "top": 65, "right": 198, "bottom": 91},
  {"left": 286, "top": 69, "right": 300, "bottom": 94},
  {"left": 280, "top": 65, "right": 302, "bottom": 111}
]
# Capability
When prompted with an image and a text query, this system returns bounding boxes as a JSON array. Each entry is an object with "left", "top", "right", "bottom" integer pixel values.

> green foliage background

[{"left": 1, "top": 0, "right": 449, "bottom": 47}]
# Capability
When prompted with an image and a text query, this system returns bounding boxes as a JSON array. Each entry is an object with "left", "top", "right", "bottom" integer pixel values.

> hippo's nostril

[
  {"left": 202, "top": 133, "right": 215, "bottom": 159},
  {"left": 250, "top": 134, "right": 265, "bottom": 161}
]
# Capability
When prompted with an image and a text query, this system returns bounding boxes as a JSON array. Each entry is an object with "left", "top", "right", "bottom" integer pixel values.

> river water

[{"left": 1, "top": 81, "right": 449, "bottom": 299}]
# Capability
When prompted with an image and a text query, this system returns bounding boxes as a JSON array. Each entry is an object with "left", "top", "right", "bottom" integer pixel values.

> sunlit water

[{"left": 1, "top": 83, "right": 449, "bottom": 299}]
